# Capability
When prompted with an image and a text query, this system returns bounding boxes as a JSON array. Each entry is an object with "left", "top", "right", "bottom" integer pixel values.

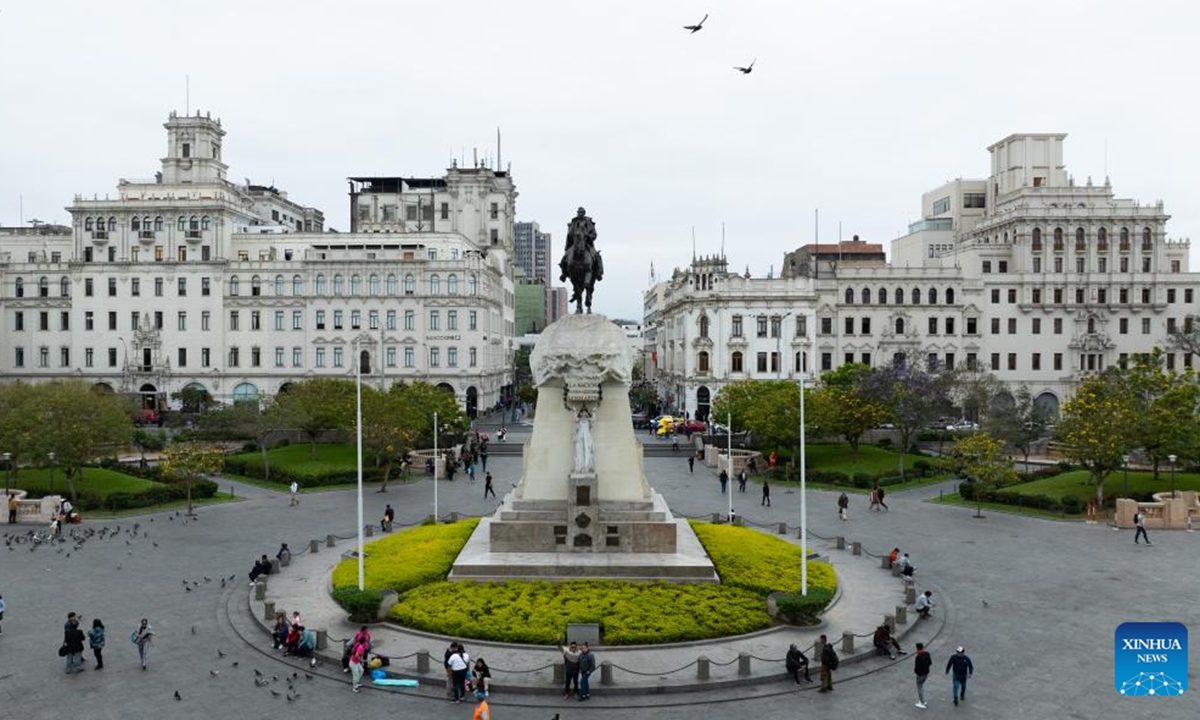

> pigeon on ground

[
  {"left": 218, "top": 649, "right": 226, "bottom": 658},
  {"left": 210, "top": 670, "right": 220, "bottom": 677},
  {"left": 174, "top": 691, "right": 181, "bottom": 701}
]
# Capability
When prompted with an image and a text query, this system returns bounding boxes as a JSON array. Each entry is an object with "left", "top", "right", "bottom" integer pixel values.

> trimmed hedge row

[
  {"left": 222, "top": 454, "right": 386, "bottom": 488},
  {"left": 958, "top": 480, "right": 1084, "bottom": 514},
  {"left": 330, "top": 519, "right": 480, "bottom": 593}
]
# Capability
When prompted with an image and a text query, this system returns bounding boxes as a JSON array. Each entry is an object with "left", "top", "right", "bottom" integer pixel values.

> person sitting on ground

[
  {"left": 353, "top": 626, "right": 372, "bottom": 656},
  {"left": 249, "top": 554, "right": 272, "bottom": 585},
  {"left": 888, "top": 547, "right": 900, "bottom": 566},
  {"left": 472, "top": 657, "right": 492, "bottom": 698},
  {"left": 873, "top": 624, "right": 906, "bottom": 659},
  {"left": 271, "top": 614, "right": 290, "bottom": 650},
  {"left": 898, "top": 553, "right": 916, "bottom": 578},
  {"left": 785, "top": 643, "right": 811, "bottom": 683},
  {"left": 282, "top": 623, "right": 301, "bottom": 655},
  {"left": 915, "top": 590, "right": 935, "bottom": 619},
  {"left": 294, "top": 625, "right": 318, "bottom": 667},
  {"left": 276, "top": 543, "right": 292, "bottom": 564}
]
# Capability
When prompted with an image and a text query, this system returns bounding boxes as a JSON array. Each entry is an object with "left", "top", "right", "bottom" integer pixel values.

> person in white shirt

[
  {"left": 915, "top": 590, "right": 935, "bottom": 619},
  {"left": 289, "top": 481, "right": 299, "bottom": 506},
  {"left": 447, "top": 644, "right": 471, "bottom": 702}
]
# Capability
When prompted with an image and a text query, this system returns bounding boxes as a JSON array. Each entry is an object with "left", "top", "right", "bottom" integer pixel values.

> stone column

[
  {"left": 697, "top": 656, "right": 710, "bottom": 680},
  {"left": 737, "top": 652, "right": 751, "bottom": 677},
  {"left": 841, "top": 631, "right": 854, "bottom": 654}
]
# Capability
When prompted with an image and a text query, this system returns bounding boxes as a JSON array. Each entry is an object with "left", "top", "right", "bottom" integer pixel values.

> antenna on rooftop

[
  {"left": 497, "top": 127, "right": 502, "bottom": 170},
  {"left": 721, "top": 222, "right": 725, "bottom": 258},
  {"left": 185, "top": 74, "right": 190, "bottom": 116},
  {"left": 691, "top": 226, "right": 696, "bottom": 262}
]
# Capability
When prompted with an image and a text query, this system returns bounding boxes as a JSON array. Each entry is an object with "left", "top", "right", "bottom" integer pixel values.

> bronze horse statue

[{"left": 559, "top": 207, "right": 604, "bottom": 314}]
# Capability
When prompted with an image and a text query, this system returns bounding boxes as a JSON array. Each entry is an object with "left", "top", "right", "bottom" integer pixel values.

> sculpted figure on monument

[
  {"left": 574, "top": 408, "right": 595, "bottom": 473},
  {"left": 559, "top": 207, "right": 604, "bottom": 315}
]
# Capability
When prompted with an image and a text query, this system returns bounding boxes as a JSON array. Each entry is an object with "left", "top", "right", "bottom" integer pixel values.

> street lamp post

[
  {"left": 799, "top": 357, "right": 808, "bottom": 596},
  {"left": 2, "top": 451, "right": 11, "bottom": 498},
  {"left": 1123, "top": 455, "right": 1131, "bottom": 498},
  {"left": 726, "top": 411, "right": 733, "bottom": 523},
  {"left": 48, "top": 452, "right": 56, "bottom": 496},
  {"left": 354, "top": 339, "right": 365, "bottom": 591},
  {"left": 1168, "top": 454, "right": 1178, "bottom": 499}
]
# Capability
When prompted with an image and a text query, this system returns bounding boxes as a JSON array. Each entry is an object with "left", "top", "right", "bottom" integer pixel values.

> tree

[
  {"left": 171, "top": 385, "right": 216, "bottom": 414},
  {"left": 160, "top": 442, "right": 224, "bottom": 516},
  {"left": 1167, "top": 316, "right": 1200, "bottom": 357},
  {"left": 628, "top": 382, "right": 659, "bottom": 416},
  {"left": 130, "top": 428, "right": 166, "bottom": 468},
  {"left": 360, "top": 386, "right": 419, "bottom": 492},
  {"left": 860, "top": 354, "right": 954, "bottom": 480},
  {"left": 943, "top": 432, "right": 1017, "bottom": 517},
  {"left": 1124, "top": 350, "right": 1200, "bottom": 480},
  {"left": 0, "top": 383, "right": 39, "bottom": 484},
  {"left": 197, "top": 400, "right": 283, "bottom": 481},
  {"left": 1056, "top": 370, "right": 1137, "bottom": 506},
  {"left": 711, "top": 380, "right": 805, "bottom": 456},
  {"left": 948, "top": 364, "right": 1004, "bottom": 425},
  {"left": 811, "top": 364, "right": 887, "bottom": 463},
  {"left": 33, "top": 382, "right": 133, "bottom": 502},
  {"left": 400, "top": 382, "right": 468, "bottom": 446},
  {"left": 985, "top": 386, "right": 1050, "bottom": 473},
  {"left": 274, "top": 378, "right": 355, "bottom": 458}
]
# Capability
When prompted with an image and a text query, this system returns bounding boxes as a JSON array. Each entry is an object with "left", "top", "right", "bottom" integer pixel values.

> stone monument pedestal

[{"left": 450, "top": 313, "right": 716, "bottom": 583}]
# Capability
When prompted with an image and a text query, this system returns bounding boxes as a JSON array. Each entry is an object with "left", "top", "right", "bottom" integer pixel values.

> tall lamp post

[
  {"left": 798, "top": 348, "right": 808, "bottom": 596},
  {"left": 1123, "top": 454, "right": 1131, "bottom": 498},
  {"left": 354, "top": 339, "right": 365, "bottom": 591},
  {"left": 1168, "top": 454, "right": 1178, "bottom": 499},
  {"left": 2, "top": 451, "right": 11, "bottom": 497},
  {"left": 48, "top": 452, "right": 56, "bottom": 496},
  {"left": 433, "top": 411, "right": 440, "bottom": 524},
  {"left": 726, "top": 411, "right": 733, "bottom": 523}
]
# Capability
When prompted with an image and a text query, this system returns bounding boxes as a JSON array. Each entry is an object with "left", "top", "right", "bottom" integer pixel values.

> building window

[
  {"left": 895, "top": 318, "right": 905, "bottom": 335},
  {"left": 333, "top": 311, "right": 343, "bottom": 330},
  {"left": 911, "top": 288, "right": 921, "bottom": 305},
  {"left": 1032, "top": 353, "right": 1041, "bottom": 371},
  {"left": 429, "top": 310, "right": 440, "bottom": 330},
  {"left": 1119, "top": 318, "right": 1128, "bottom": 334},
  {"left": 895, "top": 288, "right": 904, "bottom": 305},
  {"left": 178, "top": 312, "right": 187, "bottom": 331},
  {"left": 861, "top": 317, "right": 871, "bottom": 335},
  {"left": 401, "top": 310, "right": 414, "bottom": 331},
  {"left": 990, "top": 318, "right": 1000, "bottom": 334},
  {"left": 699, "top": 315, "right": 709, "bottom": 338},
  {"left": 1008, "top": 318, "right": 1016, "bottom": 334},
  {"left": 447, "top": 310, "right": 457, "bottom": 331},
  {"left": 1142, "top": 288, "right": 1151, "bottom": 303},
  {"left": 333, "top": 347, "right": 344, "bottom": 367},
  {"left": 1142, "top": 256, "right": 1152, "bottom": 272},
  {"left": 429, "top": 274, "right": 440, "bottom": 295},
  {"left": 1142, "top": 318, "right": 1151, "bottom": 335},
  {"left": 966, "top": 317, "right": 977, "bottom": 334},
  {"left": 756, "top": 316, "right": 768, "bottom": 337},
  {"left": 844, "top": 317, "right": 854, "bottom": 335},
  {"left": 928, "top": 317, "right": 938, "bottom": 335},
  {"left": 945, "top": 317, "right": 955, "bottom": 334},
  {"left": 1032, "top": 318, "right": 1041, "bottom": 334},
  {"left": 1054, "top": 318, "right": 1063, "bottom": 334},
  {"left": 293, "top": 347, "right": 302, "bottom": 367},
  {"left": 469, "top": 311, "right": 478, "bottom": 331},
  {"left": 878, "top": 287, "right": 888, "bottom": 305},
  {"left": 991, "top": 289, "right": 1000, "bottom": 304},
  {"left": 369, "top": 310, "right": 380, "bottom": 330},
  {"left": 1033, "top": 257, "right": 1042, "bottom": 273},
  {"left": 351, "top": 310, "right": 361, "bottom": 329},
  {"left": 429, "top": 347, "right": 440, "bottom": 367},
  {"left": 731, "top": 315, "right": 743, "bottom": 337},
  {"left": 820, "top": 317, "right": 832, "bottom": 335},
  {"left": 1053, "top": 353, "right": 1063, "bottom": 371},
  {"left": 1054, "top": 257, "right": 1063, "bottom": 273},
  {"left": 229, "top": 311, "right": 240, "bottom": 331},
  {"left": 731, "top": 351, "right": 743, "bottom": 373},
  {"left": 403, "top": 274, "right": 415, "bottom": 294},
  {"left": 982, "top": 261, "right": 992, "bottom": 274},
  {"left": 315, "top": 348, "right": 326, "bottom": 367},
  {"left": 844, "top": 288, "right": 854, "bottom": 304},
  {"left": 861, "top": 288, "right": 871, "bottom": 304}
]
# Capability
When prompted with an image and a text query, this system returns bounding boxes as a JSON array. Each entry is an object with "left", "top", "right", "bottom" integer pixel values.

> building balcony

[
  {"left": 91, "top": 231, "right": 109, "bottom": 243},
  {"left": 185, "top": 230, "right": 203, "bottom": 242},
  {"left": 138, "top": 231, "right": 156, "bottom": 244}
]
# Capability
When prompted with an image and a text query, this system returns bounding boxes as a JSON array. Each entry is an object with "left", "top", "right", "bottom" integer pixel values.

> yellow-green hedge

[
  {"left": 689, "top": 521, "right": 838, "bottom": 596},
  {"left": 392, "top": 581, "right": 772, "bottom": 644},
  {"left": 332, "top": 519, "right": 837, "bottom": 645},
  {"left": 331, "top": 519, "right": 479, "bottom": 593}
]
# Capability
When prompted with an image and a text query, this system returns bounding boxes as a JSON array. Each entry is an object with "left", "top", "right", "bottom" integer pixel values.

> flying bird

[
  {"left": 734, "top": 58, "right": 756, "bottom": 74},
  {"left": 683, "top": 13, "right": 708, "bottom": 33}
]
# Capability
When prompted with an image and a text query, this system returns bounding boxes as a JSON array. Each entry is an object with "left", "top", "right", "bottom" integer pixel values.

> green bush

[
  {"left": 1059, "top": 496, "right": 1083, "bottom": 514},
  {"left": 851, "top": 472, "right": 873, "bottom": 489},
  {"left": 875, "top": 438, "right": 892, "bottom": 449},
  {"left": 774, "top": 587, "right": 836, "bottom": 624},
  {"left": 689, "top": 521, "right": 838, "bottom": 597},
  {"left": 877, "top": 476, "right": 903, "bottom": 487},
  {"left": 331, "top": 519, "right": 480, "bottom": 593},
  {"left": 332, "top": 587, "right": 385, "bottom": 623},
  {"left": 808, "top": 470, "right": 850, "bottom": 486},
  {"left": 913, "top": 459, "right": 932, "bottom": 477}
]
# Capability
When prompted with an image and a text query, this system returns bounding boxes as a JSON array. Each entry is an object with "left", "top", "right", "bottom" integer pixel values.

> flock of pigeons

[{"left": 682, "top": 13, "right": 756, "bottom": 74}]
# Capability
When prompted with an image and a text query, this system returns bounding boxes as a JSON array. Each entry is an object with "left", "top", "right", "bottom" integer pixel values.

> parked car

[
  {"left": 676, "top": 420, "right": 707, "bottom": 433},
  {"left": 631, "top": 412, "right": 649, "bottom": 429},
  {"left": 132, "top": 408, "right": 159, "bottom": 426}
]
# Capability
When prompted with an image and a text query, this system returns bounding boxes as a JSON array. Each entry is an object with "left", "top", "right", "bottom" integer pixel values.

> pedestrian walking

[
  {"left": 688, "top": 456, "right": 695, "bottom": 473},
  {"left": 381, "top": 505, "right": 395, "bottom": 532},
  {"left": 761, "top": 478, "right": 771, "bottom": 507},
  {"left": 869, "top": 486, "right": 880, "bottom": 512},
  {"left": 577, "top": 641, "right": 595, "bottom": 700},
  {"left": 837, "top": 492, "right": 849, "bottom": 521},
  {"left": 62, "top": 614, "right": 86, "bottom": 674},
  {"left": 89, "top": 619, "right": 105, "bottom": 670},
  {"left": 0, "top": 592, "right": 5, "bottom": 636},
  {"left": 484, "top": 472, "right": 496, "bottom": 499},
  {"left": 448, "top": 644, "right": 471, "bottom": 702},
  {"left": 349, "top": 640, "right": 366, "bottom": 693},
  {"left": 7, "top": 494, "right": 17, "bottom": 523},
  {"left": 468, "top": 462, "right": 477, "bottom": 483},
  {"left": 818, "top": 634, "right": 838, "bottom": 692},
  {"left": 913, "top": 642, "right": 931, "bottom": 709},
  {"left": 289, "top": 481, "right": 300, "bottom": 506},
  {"left": 562, "top": 641, "right": 581, "bottom": 699},
  {"left": 719, "top": 470, "right": 729, "bottom": 494},
  {"left": 945, "top": 646, "right": 974, "bottom": 706},
  {"left": 132, "top": 618, "right": 155, "bottom": 670},
  {"left": 877, "top": 485, "right": 889, "bottom": 511},
  {"left": 480, "top": 449, "right": 489, "bottom": 473},
  {"left": 1134, "top": 509, "right": 1151, "bottom": 545},
  {"left": 738, "top": 469, "right": 747, "bottom": 493},
  {"left": 472, "top": 689, "right": 491, "bottom": 720},
  {"left": 671, "top": 433, "right": 679, "bottom": 452}
]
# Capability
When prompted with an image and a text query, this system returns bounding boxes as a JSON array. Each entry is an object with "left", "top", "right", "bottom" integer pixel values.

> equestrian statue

[{"left": 558, "top": 207, "right": 604, "bottom": 314}]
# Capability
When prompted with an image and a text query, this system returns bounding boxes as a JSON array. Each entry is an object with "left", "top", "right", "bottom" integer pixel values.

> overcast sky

[{"left": 2, "top": 1, "right": 1198, "bottom": 319}]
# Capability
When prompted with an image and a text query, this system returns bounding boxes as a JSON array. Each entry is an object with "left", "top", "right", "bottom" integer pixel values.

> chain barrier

[
  {"left": 490, "top": 663, "right": 556, "bottom": 674},
  {"left": 609, "top": 660, "right": 698, "bottom": 677},
  {"left": 707, "top": 656, "right": 740, "bottom": 667}
]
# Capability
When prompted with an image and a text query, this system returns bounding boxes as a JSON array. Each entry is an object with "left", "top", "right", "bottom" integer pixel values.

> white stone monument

[{"left": 450, "top": 314, "right": 716, "bottom": 582}]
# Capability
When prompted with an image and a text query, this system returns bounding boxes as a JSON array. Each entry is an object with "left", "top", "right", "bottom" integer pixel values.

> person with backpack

[
  {"left": 837, "top": 492, "right": 850, "bottom": 521},
  {"left": 819, "top": 634, "right": 838, "bottom": 692},
  {"left": 913, "top": 642, "right": 932, "bottom": 709},
  {"left": 447, "top": 643, "right": 471, "bottom": 702}
]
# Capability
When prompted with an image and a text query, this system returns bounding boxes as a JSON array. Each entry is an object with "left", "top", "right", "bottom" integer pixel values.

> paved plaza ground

[{"left": 1, "top": 423, "right": 1197, "bottom": 719}]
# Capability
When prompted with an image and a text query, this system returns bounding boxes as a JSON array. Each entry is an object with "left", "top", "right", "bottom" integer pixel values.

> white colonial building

[
  {"left": 0, "top": 111, "right": 516, "bottom": 416},
  {"left": 647, "top": 133, "right": 1196, "bottom": 422}
]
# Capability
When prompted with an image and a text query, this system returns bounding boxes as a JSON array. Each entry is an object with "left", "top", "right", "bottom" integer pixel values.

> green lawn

[
  {"left": 929, "top": 493, "right": 1077, "bottom": 521},
  {"left": 228, "top": 443, "right": 359, "bottom": 478},
  {"left": 85, "top": 492, "right": 240, "bottom": 518},
  {"left": 806, "top": 443, "right": 919, "bottom": 475},
  {"left": 1007, "top": 469, "right": 1200, "bottom": 502},
  {"left": 9, "top": 467, "right": 161, "bottom": 498}
]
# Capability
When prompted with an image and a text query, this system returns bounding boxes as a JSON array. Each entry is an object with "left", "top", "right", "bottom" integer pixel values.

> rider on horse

[{"left": 559, "top": 207, "right": 604, "bottom": 313}]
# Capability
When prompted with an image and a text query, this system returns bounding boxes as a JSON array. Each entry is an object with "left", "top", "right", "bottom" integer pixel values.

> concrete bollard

[
  {"left": 365, "top": 524, "right": 374, "bottom": 537},
  {"left": 884, "top": 614, "right": 896, "bottom": 633},
  {"left": 852, "top": 541, "right": 862, "bottom": 556},
  {"left": 269, "top": 559, "right": 281, "bottom": 574},
  {"left": 309, "top": 539, "right": 320, "bottom": 554},
  {"left": 712, "top": 512, "right": 722, "bottom": 524},
  {"left": 553, "top": 662, "right": 565, "bottom": 684},
  {"left": 600, "top": 660, "right": 613, "bottom": 686},
  {"left": 315, "top": 629, "right": 328, "bottom": 650},
  {"left": 733, "top": 516, "right": 745, "bottom": 527},
  {"left": 279, "top": 554, "right": 291, "bottom": 567},
  {"left": 881, "top": 555, "right": 892, "bottom": 569},
  {"left": 426, "top": 514, "right": 437, "bottom": 525},
  {"left": 891, "top": 562, "right": 902, "bottom": 577},
  {"left": 450, "top": 512, "right": 460, "bottom": 523},
  {"left": 895, "top": 605, "right": 908, "bottom": 626},
  {"left": 738, "top": 652, "right": 751, "bottom": 677},
  {"left": 326, "top": 534, "right": 335, "bottom": 547},
  {"left": 263, "top": 600, "right": 275, "bottom": 620},
  {"left": 841, "top": 631, "right": 854, "bottom": 654},
  {"left": 778, "top": 522, "right": 788, "bottom": 535},
  {"left": 905, "top": 582, "right": 917, "bottom": 605},
  {"left": 836, "top": 536, "right": 845, "bottom": 550},
  {"left": 417, "top": 650, "right": 431, "bottom": 673},
  {"left": 697, "top": 656, "right": 710, "bottom": 680},
  {"left": 255, "top": 582, "right": 267, "bottom": 601}
]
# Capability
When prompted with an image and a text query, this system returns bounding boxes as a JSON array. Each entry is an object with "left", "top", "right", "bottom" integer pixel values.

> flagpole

[
  {"left": 355, "top": 340, "right": 365, "bottom": 591},
  {"left": 727, "top": 411, "right": 733, "bottom": 522},
  {"left": 433, "top": 411, "right": 439, "bottom": 523},
  {"left": 800, "top": 360, "right": 808, "bottom": 596}
]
